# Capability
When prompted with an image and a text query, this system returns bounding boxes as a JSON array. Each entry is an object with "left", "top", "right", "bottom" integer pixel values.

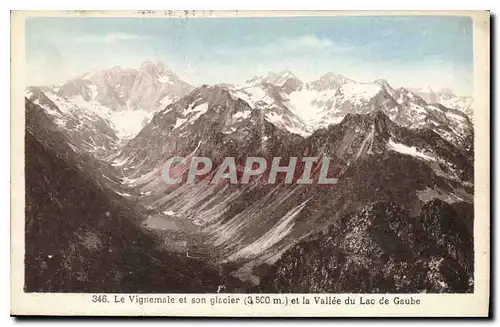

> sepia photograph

[{"left": 10, "top": 10, "right": 490, "bottom": 317}]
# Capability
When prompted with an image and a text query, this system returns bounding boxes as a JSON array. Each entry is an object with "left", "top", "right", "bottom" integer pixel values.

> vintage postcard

[{"left": 11, "top": 10, "right": 490, "bottom": 317}]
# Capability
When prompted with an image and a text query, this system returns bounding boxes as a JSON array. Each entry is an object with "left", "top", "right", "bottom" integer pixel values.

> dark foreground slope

[
  {"left": 25, "top": 100, "right": 244, "bottom": 292},
  {"left": 260, "top": 200, "right": 473, "bottom": 293}
]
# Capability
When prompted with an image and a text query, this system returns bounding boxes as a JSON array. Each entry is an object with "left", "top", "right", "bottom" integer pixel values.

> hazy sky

[{"left": 26, "top": 15, "right": 473, "bottom": 95}]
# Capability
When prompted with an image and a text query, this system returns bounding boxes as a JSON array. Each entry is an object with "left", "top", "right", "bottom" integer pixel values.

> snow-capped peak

[
  {"left": 35, "top": 60, "right": 194, "bottom": 141},
  {"left": 138, "top": 60, "right": 178, "bottom": 82},
  {"left": 407, "top": 86, "right": 472, "bottom": 116},
  {"left": 246, "top": 70, "right": 302, "bottom": 87},
  {"left": 308, "top": 72, "right": 353, "bottom": 91}
]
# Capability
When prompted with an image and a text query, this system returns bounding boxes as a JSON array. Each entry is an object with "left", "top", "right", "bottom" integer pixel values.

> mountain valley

[{"left": 24, "top": 61, "right": 475, "bottom": 293}]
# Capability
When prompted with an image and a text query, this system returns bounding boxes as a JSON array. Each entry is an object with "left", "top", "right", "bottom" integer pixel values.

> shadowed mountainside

[
  {"left": 260, "top": 200, "right": 473, "bottom": 293},
  {"left": 25, "top": 99, "right": 247, "bottom": 292}
]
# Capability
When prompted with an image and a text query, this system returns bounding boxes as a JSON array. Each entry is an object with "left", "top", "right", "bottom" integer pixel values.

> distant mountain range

[
  {"left": 24, "top": 61, "right": 475, "bottom": 293},
  {"left": 26, "top": 62, "right": 473, "bottom": 142},
  {"left": 408, "top": 87, "right": 473, "bottom": 117}
]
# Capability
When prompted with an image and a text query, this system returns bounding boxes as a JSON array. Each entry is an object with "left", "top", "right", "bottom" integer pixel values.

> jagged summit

[
  {"left": 309, "top": 72, "right": 353, "bottom": 91},
  {"left": 137, "top": 60, "right": 177, "bottom": 80},
  {"left": 246, "top": 70, "right": 302, "bottom": 87}
]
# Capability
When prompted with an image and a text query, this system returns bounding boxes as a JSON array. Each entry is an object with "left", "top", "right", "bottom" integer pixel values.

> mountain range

[
  {"left": 24, "top": 61, "right": 475, "bottom": 293},
  {"left": 408, "top": 87, "right": 473, "bottom": 117}
]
